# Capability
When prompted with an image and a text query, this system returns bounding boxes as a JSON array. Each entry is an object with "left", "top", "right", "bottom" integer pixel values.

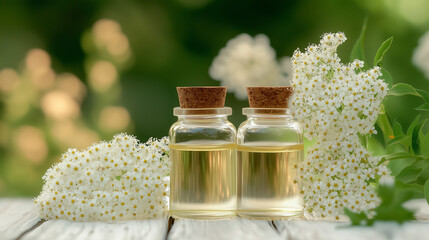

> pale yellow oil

[
  {"left": 237, "top": 142, "right": 303, "bottom": 219},
  {"left": 169, "top": 141, "right": 237, "bottom": 219}
]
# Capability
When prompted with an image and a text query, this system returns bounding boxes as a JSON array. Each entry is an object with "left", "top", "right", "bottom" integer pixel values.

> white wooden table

[{"left": 1, "top": 198, "right": 429, "bottom": 240}]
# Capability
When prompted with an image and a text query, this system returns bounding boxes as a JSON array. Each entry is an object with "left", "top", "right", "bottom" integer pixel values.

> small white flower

[
  {"left": 209, "top": 33, "right": 290, "bottom": 99},
  {"left": 379, "top": 175, "right": 394, "bottom": 186}
]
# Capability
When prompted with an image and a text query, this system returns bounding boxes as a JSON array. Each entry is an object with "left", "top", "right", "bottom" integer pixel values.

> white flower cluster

[
  {"left": 209, "top": 34, "right": 291, "bottom": 100},
  {"left": 290, "top": 32, "right": 388, "bottom": 139},
  {"left": 290, "top": 32, "right": 390, "bottom": 219},
  {"left": 413, "top": 30, "right": 429, "bottom": 79},
  {"left": 299, "top": 133, "right": 391, "bottom": 220},
  {"left": 34, "top": 133, "right": 170, "bottom": 222}
]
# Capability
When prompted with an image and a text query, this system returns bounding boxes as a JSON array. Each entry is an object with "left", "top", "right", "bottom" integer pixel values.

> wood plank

[
  {"left": 168, "top": 218, "right": 281, "bottom": 240},
  {"left": 275, "top": 220, "right": 429, "bottom": 240},
  {"left": 391, "top": 222, "right": 429, "bottom": 240},
  {"left": 0, "top": 198, "right": 427, "bottom": 240},
  {"left": 273, "top": 199, "right": 429, "bottom": 240},
  {"left": 0, "top": 198, "right": 41, "bottom": 240},
  {"left": 21, "top": 218, "right": 168, "bottom": 240},
  {"left": 274, "top": 220, "right": 389, "bottom": 240}
]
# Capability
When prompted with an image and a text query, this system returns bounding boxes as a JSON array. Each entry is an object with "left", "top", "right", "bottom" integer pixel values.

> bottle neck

[
  {"left": 174, "top": 107, "right": 232, "bottom": 124},
  {"left": 243, "top": 108, "right": 292, "bottom": 121},
  {"left": 245, "top": 114, "right": 292, "bottom": 122},
  {"left": 177, "top": 115, "right": 230, "bottom": 124}
]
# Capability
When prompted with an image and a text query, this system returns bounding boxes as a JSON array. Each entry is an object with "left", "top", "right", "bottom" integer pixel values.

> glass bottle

[
  {"left": 169, "top": 87, "right": 237, "bottom": 219},
  {"left": 237, "top": 87, "right": 303, "bottom": 219}
]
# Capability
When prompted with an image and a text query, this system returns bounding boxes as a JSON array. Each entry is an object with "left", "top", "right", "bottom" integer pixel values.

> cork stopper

[
  {"left": 177, "top": 87, "right": 227, "bottom": 108},
  {"left": 247, "top": 87, "right": 293, "bottom": 108}
]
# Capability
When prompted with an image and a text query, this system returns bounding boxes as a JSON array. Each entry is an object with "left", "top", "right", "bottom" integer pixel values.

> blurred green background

[{"left": 1, "top": 0, "right": 429, "bottom": 196}]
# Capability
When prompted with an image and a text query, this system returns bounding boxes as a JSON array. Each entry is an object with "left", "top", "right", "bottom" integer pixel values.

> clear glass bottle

[
  {"left": 237, "top": 90, "right": 303, "bottom": 219},
  {"left": 169, "top": 89, "right": 237, "bottom": 219}
]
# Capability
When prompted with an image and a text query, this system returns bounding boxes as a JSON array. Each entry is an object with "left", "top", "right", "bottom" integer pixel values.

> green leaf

[
  {"left": 408, "top": 89, "right": 429, "bottom": 111},
  {"left": 367, "top": 135, "right": 386, "bottom": 156},
  {"left": 406, "top": 116, "right": 421, "bottom": 137},
  {"left": 380, "top": 68, "right": 393, "bottom": 87},
  {"left": 395, "top": 159, "right": 429, "bottom": 184},
  {"left": 412, "top": 118, "right": 426, "bottom": 154},
  {"left": 388, "top": 156, "right": 415, "bottom": 176},
  {"left": 383, "top": 156, "right": 414, "bottom": 174},
  {"left": 416, "top": 89, "right": 429, "bottom": 103},
  {"left": 393, "top": 120, "right": 405, "bottom": 138},
  {"left": 358, "top": 133, "right": 367, "bottom": 147},
  {"left": 387, "top": 135, "right": 411, "bottom": 148},
  {"left": 416, "top": 103, "right": 429, "bottom": 111},
  {"left": 350, "top": 18, "right": 367, "bottom": 62},
  {"left": 344, "top": 208, "right": 368, "bottom": 226},
  {"left": 387, "top": 83, "right": 421, "bottom": 97},
  {"left": 404, "top": 116, "right": 423, "bottom": 155},
  {"left": 378, "top": 151, "right": 418, "bottom": 165},
  {"left": 376, "top": 106, "right": 394, "bottom": 144},
  {"left": 418, "top": 130, "right": 429, "bottom": 156},
  {"left": 374, "top": 37, "right": 393, "bottom": 67},
  {"left": 337, "top": 104, "right": 344, "bottom": 113},
  {"left": 409, "top": 116, "right": 421, "bottom": 133},
  {"left": 424, "top": 180, "right": 429, "bottom": 205},
  {"left": 417, "top": 166, "right": 429, "bottom": 185},
  {"left": 396, "top": 181, "right": 425, "bottom": 196},
  {"left": 115, "top": 176, "right": 121, "bottom": 180},
  {"left": 385, "top": 153, "right": 425, "bottom": 176},
  {"left": 384, "top": 151, "right": 413, "bottom": 160},
  {"left": 395, "top": 165, "right": 421, "bottom": 183},
  {"left": 411, "top": 158, "right": 429, "bottom": 169},
  {"left": 371, "top": 184, "right": 415, "bottom": 223}
]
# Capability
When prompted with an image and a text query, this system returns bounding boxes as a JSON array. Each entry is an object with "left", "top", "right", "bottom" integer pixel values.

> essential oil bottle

[
  {"left": 169, "top": 87, "right": 237, "bottom": 219},
  {"left": 237, "top": 87, "right": 303, "bottom": 219}
]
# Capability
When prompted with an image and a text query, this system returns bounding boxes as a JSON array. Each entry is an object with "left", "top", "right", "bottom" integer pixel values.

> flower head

[
  {"left": 209, "top": 34, "right": 290, "bottom": 99},
  {"left": 290, "top": 32, "right": 388, "bottom": 140},
  {"left": 300, "top": 133, "right": 389, "bottom": 220},
  {"left": 34, "top": 133, "right": 170, "bottom": 222}
]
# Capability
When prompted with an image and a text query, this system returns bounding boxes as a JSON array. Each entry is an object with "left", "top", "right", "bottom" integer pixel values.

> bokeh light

[
  {"left": 41, "top": 90, "right": 80, "bottom": 120},
  {"left": 0, "top": 69, "right": 20, "bottom": 92},
  {"left": 92, "top": 19, "right": 131, "bottom": 62},
  {"left": 99, "top": 106, "right": 130, "bottom": 131},
  {"left": 25, "top": 49, "right": 55, "bottom": 90},
  {"left": 89, "top": 61, "right": 118, "bottom": 92},
  {"left": 56, "top": 73, "right": 87, "bottom": 103},
  {"left": 50, "top": 120, "right": 99, "bottom": 149},
  {"left": 25, "top": 49, "right": 51, "bottom": 72},
  {"left": 14, "top": 126, "right": 48, "bottom": 164}
]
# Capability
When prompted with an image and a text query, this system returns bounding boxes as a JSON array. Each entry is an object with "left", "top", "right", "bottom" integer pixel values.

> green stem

[
  {"left": 376, "top": 105, "right": 394, "bottom": 145},
  {"left": 387, "top": 155, "right": 425, "bottom": 161}
]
